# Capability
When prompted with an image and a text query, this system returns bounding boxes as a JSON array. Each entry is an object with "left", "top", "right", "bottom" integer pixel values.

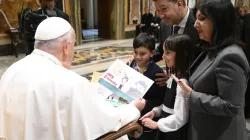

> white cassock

[{"left": 0, "top": 49, "right": 140, "bottom": 140}]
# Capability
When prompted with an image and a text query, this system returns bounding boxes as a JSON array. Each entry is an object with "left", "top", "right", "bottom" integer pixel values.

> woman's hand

[
  {"left": 139, "top": 110, "right": 156, "bottom": 120},
  {"left": 141, "top": 118, "right": 158, "bottom": 129},
  {"left": 171, "top": 74, "right": 192, "bottom": 97}
]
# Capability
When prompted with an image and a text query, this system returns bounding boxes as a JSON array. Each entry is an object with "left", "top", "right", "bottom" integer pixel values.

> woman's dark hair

[
  {"left": 197, "top": 0, "right": 241, "bottom": 50},
  {"left": 164, "top": 34, "right": 194, "bottom": 75},
  {"left": 133, "top": 33, "right": 155, "bottom": 52}
]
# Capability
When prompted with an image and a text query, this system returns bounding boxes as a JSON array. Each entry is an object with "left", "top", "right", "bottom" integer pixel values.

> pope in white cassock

[{"left": 0, "top": 17, "right": 146, "bottom": 140}]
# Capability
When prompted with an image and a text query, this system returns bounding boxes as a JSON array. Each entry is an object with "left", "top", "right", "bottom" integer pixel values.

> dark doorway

[{"left": 80, "top": 0, "right": 100, "bottom": 42}]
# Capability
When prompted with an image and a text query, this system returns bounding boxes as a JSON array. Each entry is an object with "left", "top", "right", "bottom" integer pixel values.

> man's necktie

[{"left": 173, "top": 26, "right": 180, "bottom": 35}]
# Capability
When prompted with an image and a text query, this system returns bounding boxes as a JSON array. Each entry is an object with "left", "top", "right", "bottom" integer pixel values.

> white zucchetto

[{"left": 35, "top": 17, "right": 71, "bottom": 40}]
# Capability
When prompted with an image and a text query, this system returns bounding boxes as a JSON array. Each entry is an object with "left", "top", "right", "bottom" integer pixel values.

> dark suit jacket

[
  {"left": 141, "top": 13, "right": 153, "bottom": 28},
  {"left": 188, "top": 45, "right": 250, "bottom": 140},
  {"left": 241, "top": 13, "right": 250, "bottom": 118},
  {"left": 153, "top": 10, "right": 201, "bottom": 63},
  {"left": 35, "top": 7, "right": 70, "bottom": 23},
  {"left": 242, "top": 13, "right": 250, "bottom": 48},
  {"left": 54, "top": 7, "right": 70, "bottom": 23}
]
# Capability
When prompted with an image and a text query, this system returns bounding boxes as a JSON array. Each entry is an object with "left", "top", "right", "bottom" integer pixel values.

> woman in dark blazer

[{"left": 172, "top": 0, "right": 250, "bottom": 140}]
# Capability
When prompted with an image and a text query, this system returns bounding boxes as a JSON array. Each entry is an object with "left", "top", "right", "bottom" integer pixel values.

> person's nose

[
  {"left": 194, "top": 20, "right": 199, "bottom": 29},
  {"left": 162, "top": 54, "right": 166, "bottom": 60},
  {"left": 135, "top": 54, "right": 140, "bottom": 59},
  {"left": 159, "top": 14, "right": 165, "bottom": 19}
]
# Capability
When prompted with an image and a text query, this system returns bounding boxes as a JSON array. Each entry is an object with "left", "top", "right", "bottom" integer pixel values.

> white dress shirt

[
  {"left": 153, "top": 78, "right": 189, "bottom": 133},
  {"left": 173, "top": 8, "right": 190, "bottom": 34}
]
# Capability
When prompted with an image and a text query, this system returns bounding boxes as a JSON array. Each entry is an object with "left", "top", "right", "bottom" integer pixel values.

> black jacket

[{"left": 141, "top": 13, "right": 153, "bottom": 28}]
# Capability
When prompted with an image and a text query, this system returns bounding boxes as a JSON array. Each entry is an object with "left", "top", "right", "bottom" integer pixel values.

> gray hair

[{"left": 34, "top": 29, "right": 73, "bottom": 53}]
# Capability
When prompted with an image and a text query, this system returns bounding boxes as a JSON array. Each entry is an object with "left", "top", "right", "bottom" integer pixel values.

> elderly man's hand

[{"left": 130, "top": 98, "right": 146, "bottom": 112}]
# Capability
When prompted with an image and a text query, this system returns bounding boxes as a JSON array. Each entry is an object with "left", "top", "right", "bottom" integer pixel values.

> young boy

[{"left": 128, "top": 33, "right": 166, "bottom": 140}]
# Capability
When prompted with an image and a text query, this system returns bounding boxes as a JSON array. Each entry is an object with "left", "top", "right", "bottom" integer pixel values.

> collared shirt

[
  {"left": 173, "top": 8, "right": 190, "bottom": 34},
  {"left": 131, "top": 60, "right": 152, "bottom": 74}
]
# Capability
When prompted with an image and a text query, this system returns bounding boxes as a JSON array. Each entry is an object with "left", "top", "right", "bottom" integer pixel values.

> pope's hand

[
  {"left": 139, "top": 110, "right": 155, "bottom": 120},
  {"left": 130, "top": 98, "right": 146, "bottom": 112}
]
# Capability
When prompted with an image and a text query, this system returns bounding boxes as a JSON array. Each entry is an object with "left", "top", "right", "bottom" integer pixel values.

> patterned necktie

[{"left": 173, "top": 26, "right": 180, "bottom": 35}]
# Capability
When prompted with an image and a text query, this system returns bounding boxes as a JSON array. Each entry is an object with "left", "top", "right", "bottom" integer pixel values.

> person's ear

[
  {"left": 177, "top": 0, "right": 184, "bottom": 7},
  {"left": 151, "top": 50, "right": 156, "bottom": 57},
  {"left": 63, "top": 43, "right": 68, "bottom": 56},
  {"left": 62, "top": 40, "right": 70, "bottom": 60}
]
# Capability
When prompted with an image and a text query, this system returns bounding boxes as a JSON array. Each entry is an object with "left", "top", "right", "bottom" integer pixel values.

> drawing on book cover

[{"left": 98, "top": 59, "right": 154, "bottom": 106}]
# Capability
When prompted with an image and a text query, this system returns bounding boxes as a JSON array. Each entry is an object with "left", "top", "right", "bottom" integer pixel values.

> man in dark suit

[
  {"left": 136, "top": 8, "right": 153, "bottom": 36},
  {"left": 152, "top": 0, "right": 201, "bottom": 86},
  {"left": 23, "top": 0, "right": 70, "bottom": 55},
  {"left": 242, "top": 13, "right": 250, "bottom": 119},
  {"left": 38, "top": 0, "right": 70, "bottom": 22},
  {"left": 153, "top": 0, "right": 200, "bottom": 62}
]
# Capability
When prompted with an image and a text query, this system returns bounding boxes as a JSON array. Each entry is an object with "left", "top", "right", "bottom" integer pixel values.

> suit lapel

[
  {"left": 166, "top": 25, "right": 172, "bottom": 37},
  {"left": 184, "top": 10, "right": 195, "bottom": 35},
  {"left": 189, "top": 53, "right": 216, "bottom": 85}
]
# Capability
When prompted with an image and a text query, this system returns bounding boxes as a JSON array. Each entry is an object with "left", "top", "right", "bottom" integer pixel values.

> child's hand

[
  {"left": 139, "top": 110, "right": 155, "bottom": 120},
  {"left": 141, "top": 118, "right": 158, "bottom": 129}
]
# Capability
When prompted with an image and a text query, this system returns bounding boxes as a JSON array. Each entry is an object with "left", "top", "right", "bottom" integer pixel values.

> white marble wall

[
  {"left": 129, "top": 0, "right": 141, "bottom": 24},
  {"left": 188, "top": 0, "right": 196, "bottom": 9},
  {"left": 243, "top": 0, "right": 249, "bottom": 7}
]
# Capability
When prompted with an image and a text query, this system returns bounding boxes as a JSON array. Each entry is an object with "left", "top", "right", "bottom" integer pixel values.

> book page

[{"left": 98, "top": 59, "right": 154, "bottom": 104}]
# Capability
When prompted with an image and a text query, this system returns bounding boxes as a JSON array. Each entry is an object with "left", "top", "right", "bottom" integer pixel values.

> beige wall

[
  {"left": 243, "top": 0, "right": 249, "bottom": 7},
  {"left": 0, "top": 0, "right": 39, "bottom": 45}
]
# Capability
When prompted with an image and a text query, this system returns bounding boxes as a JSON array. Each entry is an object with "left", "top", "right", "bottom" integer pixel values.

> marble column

[
  {"left": 93, "top": 0, "right": 98, "bottom": 28},
  {"left": 110, "top": 0, "right": 125, "bottom": 39},
  {"left": 87, "top": 0, "right": 94, "bottom": 29},
  {"left": 65, "top": 0, "right": 82, "bottom": 45}
]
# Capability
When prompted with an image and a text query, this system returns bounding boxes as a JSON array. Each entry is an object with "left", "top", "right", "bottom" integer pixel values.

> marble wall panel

[
  {"left": 129, "top": 0, "right": 140, "bottom": 24},
  {"left": 0, "top": 0, "right": 39, "bottom": 42}
]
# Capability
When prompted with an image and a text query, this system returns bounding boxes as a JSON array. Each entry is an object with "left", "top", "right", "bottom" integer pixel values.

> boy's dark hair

[
  {"left": 165, "top": 34, "right": 194, "bottom": 74},
  {"left": 133, "top": 33, "right": 155, "bottom": 52}
]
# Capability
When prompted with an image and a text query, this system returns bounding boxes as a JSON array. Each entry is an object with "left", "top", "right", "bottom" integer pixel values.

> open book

[{"left": 92, "top": 59, "right": 154, "bottom": 106}]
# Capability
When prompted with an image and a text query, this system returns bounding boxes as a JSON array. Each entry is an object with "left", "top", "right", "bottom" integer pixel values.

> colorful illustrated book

[{"left": 95, "top": 59, "right": 154, "bottom": 106}]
